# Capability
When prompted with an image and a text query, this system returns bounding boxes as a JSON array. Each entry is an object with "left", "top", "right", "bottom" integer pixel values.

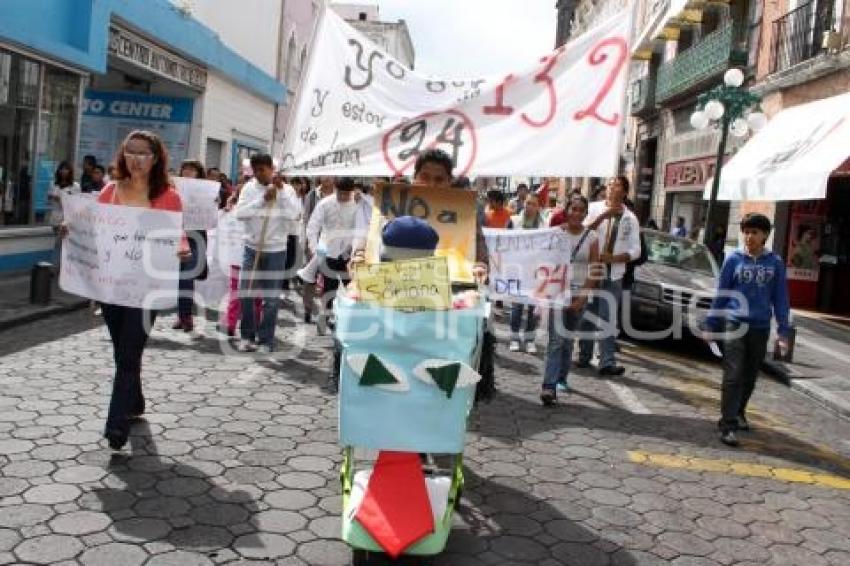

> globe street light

[{"left": 690, "top": 68, "right": 766, "bottom": 246}]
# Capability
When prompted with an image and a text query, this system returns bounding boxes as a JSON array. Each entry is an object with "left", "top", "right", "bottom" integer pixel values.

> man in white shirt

[
  {"left": 297, "top": 177, "right": 338, "bottom": 324},
  {"left": 235, "top": 154, "right": 302, "bottom": 353},
  {"left": 305, "top": 177, "right": 369, "bottom": 330},
  {"left": 578, "top": 176, "right": 642, "bottom": 376}
]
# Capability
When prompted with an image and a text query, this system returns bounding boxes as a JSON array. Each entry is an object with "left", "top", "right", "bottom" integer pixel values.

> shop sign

[
  {"left": 664, "top": 156, "right": 727, "bottom": 190},
  {"left": 109, "top": 26, "right": 207, "bottom": 90}
]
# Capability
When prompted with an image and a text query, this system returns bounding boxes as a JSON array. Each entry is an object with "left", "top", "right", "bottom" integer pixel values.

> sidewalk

[
  {"left": 0, "top": 270, "right": 88, "bottom": 331},
  {"left": 764, "top": 310, "right": 850, "bottom": 420}
]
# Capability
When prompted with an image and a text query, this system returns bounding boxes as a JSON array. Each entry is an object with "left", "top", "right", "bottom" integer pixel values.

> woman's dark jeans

[{"left": 101, "top": 304, "right": 156, "bottom": 438}]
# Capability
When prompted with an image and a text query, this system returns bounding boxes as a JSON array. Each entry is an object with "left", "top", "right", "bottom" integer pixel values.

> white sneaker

[
  {"left": 526, "top": 342, "right": 538, "bottom": 354},
  {"left": 239, "top": 340, "right": 257, "bottom": 352},
  {"left": 509, "top": 340, "right": 521, "bottom": 352}
]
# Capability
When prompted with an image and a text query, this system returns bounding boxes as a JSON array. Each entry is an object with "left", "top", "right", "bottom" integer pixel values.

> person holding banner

[
  {"left": 173, "top": 159, "right": 209, "bottom": 333},
  {"left": 507, "top": 193, "right": 545, "bottom": 353},
  {"left": 70, "top": 130, "right": 188, "bottom": 450},
  {"left": 235, "top": 154, "right": 302, "bottom": 353},
  {"left": 542, "top": 195, "right": 601, "bottom": 405},
  {"left": 577, "top": 176, "right": 641, "bottom": 377}
]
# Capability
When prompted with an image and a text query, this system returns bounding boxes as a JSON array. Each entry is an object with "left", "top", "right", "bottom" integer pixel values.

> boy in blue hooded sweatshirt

[{"left": 705, "top": 213, "right": 791, "bottom": 447}]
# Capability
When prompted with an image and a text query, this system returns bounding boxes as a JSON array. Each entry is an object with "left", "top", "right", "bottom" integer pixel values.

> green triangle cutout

[
  {"left": 427, "top": 363, "right": 462, "bottom": 399},
  {"left": 359, "top": 354, "right": 399, "bottom": 387}
]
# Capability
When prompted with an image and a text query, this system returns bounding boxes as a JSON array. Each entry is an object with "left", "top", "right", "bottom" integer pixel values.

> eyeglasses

[{"left": 124, "top": 151, "right": 155, "bottom": 161}]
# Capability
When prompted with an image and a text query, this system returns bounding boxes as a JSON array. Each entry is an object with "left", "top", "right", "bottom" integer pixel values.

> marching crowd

[{"left": 50, "top": 128, "right": 791, "bottom": 451}]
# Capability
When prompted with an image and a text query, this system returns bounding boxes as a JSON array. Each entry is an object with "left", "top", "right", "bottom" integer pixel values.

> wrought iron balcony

[
  {"left": 769, "top": 0, "right": 833, "bottom": 74},
  {"left": 630, "top": 75, "right": 657, "bottom": 118},
  {"left": 656, "top": 23, "right": 748, "bottom": 104}
]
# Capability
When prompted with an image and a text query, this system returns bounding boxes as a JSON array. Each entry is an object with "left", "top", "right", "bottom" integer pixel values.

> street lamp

[{"left": 690, "top": 68, "right": 766, "bottom": 246}]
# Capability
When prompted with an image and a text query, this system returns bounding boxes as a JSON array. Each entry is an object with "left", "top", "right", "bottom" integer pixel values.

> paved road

[{"left": 0, "top": 308, "right": 849, "bottom": 565}]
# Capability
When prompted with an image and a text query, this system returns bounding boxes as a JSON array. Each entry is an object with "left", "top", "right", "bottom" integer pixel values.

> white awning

[{"left": 707, "top": 92, "right": 850, "bottom": 202}]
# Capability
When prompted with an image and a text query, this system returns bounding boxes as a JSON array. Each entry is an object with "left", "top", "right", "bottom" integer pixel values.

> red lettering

[
  {"left": 482, "top": 74, "right": 515, "bottom": 116},
  {"left": 522, "top": 52, "right": 562, "bottom": 128},
  {"left": 574, "top": 36, "right": 628, "bottom": 127},
  {"left": 533, "top": 264, "right": 568, "bottom": 299}
]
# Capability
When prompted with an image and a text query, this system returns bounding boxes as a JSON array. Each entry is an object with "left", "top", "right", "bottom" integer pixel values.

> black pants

[
  {"left": 719, "top": 327, "right": 770, "bottom": 432},
  {"left": 102, "top": 304, "right": 156, "bottom": 437},
  {"left": 178, "top": 231, "right": 207, "bottom": 318},
  {"left": 318, "top": 256, "right": 351, "bottom": 313}
]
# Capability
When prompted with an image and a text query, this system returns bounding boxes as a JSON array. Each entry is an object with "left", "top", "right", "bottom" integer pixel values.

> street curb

[
  {"left": 789, "top": 379, "right": 850, "bottom": 420},
  {"left": 0, "top": 300, "right": 89, "bottom": 332},
  {"left": 763, "top": 359, "right": 850, "bottom": 420}
]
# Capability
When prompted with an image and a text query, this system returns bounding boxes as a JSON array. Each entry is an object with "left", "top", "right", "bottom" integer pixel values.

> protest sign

[
  {"left": 210, "top": 210, "right": 245, "bottom": 268},
  {"left": 354, "top": 256, "right": 451, "bottom": 310},
  {"left": 484, "top": 227, "right": 576, "bottom": 306},
  {"left": 194, "top": 220, "right": 233, "bottom": 310},
  {"left": 173, "top": 177, "right": 220, "bottom": 230},
  {"left": 280, "top": 8, "right": 633, "bottom": 177},
  {"left": 365, "top": 183, "right": 476, "bottom": 282},
  {"left": 59, "top": 194, "right": 181, "bottom": 309}
]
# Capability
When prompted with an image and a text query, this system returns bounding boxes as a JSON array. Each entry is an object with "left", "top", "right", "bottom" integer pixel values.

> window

[{"left": 0, "top": 48, "right": 81, "bottom": 227}]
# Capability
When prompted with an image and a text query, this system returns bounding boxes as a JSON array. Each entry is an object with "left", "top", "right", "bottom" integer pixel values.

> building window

[{"left": 0, "top": 48, "right": 81, "bottom": 228}]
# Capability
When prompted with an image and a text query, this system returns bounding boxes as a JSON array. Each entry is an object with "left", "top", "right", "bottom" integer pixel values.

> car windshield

[{"left": 644, "top": 231, "right": 718, "bottom": 277}]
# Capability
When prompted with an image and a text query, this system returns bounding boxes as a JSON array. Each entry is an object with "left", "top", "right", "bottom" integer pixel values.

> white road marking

[{"left": 608, "top": 382, "right": 652, "bottom": 414}]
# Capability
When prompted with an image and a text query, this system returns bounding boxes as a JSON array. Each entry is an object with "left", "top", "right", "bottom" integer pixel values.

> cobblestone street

[{"left": 1, "top": 310, "right": 849, "bottom": 565}]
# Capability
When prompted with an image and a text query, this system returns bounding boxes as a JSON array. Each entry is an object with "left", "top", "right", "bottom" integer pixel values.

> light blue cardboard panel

[{"left": 335, "top": 297, "right": 484, "bottom": 454}]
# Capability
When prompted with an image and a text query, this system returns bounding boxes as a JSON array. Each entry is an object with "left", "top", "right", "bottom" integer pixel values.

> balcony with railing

[
  {"left": 769, "top": 0, "right": 834, "bottom": 74},
  {"left": 656, "top": 22, "right": 748, "bottom": 104}
]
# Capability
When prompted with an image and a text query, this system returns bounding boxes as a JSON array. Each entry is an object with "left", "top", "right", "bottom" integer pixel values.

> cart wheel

[{"left": 352, "top": 549, "right": 371, "bottom": 565}]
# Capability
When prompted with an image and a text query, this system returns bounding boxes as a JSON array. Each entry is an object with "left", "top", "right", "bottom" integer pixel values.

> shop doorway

[{"left": 817, "top": 177, "right": 850, "bottom": 314}]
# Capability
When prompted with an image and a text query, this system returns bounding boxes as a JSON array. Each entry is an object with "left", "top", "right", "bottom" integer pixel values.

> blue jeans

[
  {"left": 543, "top": 305, "right": 585, "bottom": 390},
  {"left": 509, "top": 303, "right": 537, "bottom": 342},
  {"left": 239, "top": 247, "right": 287, "bottom": 347},
  {"left": 102, "top": 304, "right": 156, "bottom": 437},
  {"left": 578, "top": 278, "right": 622, "bottom": 369}
]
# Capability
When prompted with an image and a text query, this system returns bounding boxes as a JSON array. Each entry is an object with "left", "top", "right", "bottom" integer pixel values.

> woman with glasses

[{"left": 78, "top": 130, "right": 187, "bottom": 449}]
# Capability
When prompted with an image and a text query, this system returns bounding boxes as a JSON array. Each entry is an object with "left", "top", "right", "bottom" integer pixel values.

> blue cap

[{"left": 381, "top": 216, "right": 439, "bottom": 260}]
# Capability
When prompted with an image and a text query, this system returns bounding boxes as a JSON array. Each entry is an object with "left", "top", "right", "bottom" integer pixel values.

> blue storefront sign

[{"left": 78, "top": 90, "right": 194, "bottom": 169}]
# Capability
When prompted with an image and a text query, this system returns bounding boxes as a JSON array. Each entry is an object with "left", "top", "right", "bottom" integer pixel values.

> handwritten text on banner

[
  {"left": 354, "top": 256, "right": 451, "bottom": 310},
  {"left": 173, "top": 177, "right": 220, "bottom": 231},
  {"left": 59, "top": 194, "right": 182, "bottom": 309},
  {"left": 365, "top": 183, "right": 476, "bottom": 283},
  {"left": 484, "top": 227, "right": 578, "bottom": 306},
  {"left": 280, "top": 9, "right": 633, "bottom": 177}
]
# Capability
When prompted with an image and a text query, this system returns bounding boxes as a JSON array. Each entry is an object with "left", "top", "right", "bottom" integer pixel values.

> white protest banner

[
  {"left": 59, "top": 194, "right": 182, "bottom": 309},
  {"left": 173, "top": 177, "right": 220, "bottom": 230},
  {"left": 280, "top": 8, "right": 633, "bottom": 177},
  {"left": 211, "top": 210, "right": 245, "bottom": 268},
  {"left": 195, "top": 225, "right": 232, "bottom": 310},
  {"left": 484, "top": 227, "right": 576, "bottom": 306}
]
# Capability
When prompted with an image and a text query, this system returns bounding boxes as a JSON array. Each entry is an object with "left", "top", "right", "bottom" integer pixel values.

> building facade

[
  {"left": 746, "top": 0, "right": 850, "bottom": 313},
  {"left": 334, "top": 3, "right": 416, "bottom": 68},
  {"left": 0, "top": 0, "right": 284, "bottom": 271}
]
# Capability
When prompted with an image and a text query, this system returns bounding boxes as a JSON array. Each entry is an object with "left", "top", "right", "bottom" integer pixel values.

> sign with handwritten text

[
  {"left": 280, "top": 8, "right": 633, "bottom": 177},
  {"left": 484, "top": 227, "right": 576, "bottom": 306},
  {"left": 354, "top": 256, "right": 451, "bottom": 310},
  {"left": 173, "top": 177, "right": 220, "bottom": 230},
  {"left": 365, "top": 183, "right": 476, "bottom": 282},
  {"left": 59, "top": 194, "right": 182, "bottom": 309}
]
